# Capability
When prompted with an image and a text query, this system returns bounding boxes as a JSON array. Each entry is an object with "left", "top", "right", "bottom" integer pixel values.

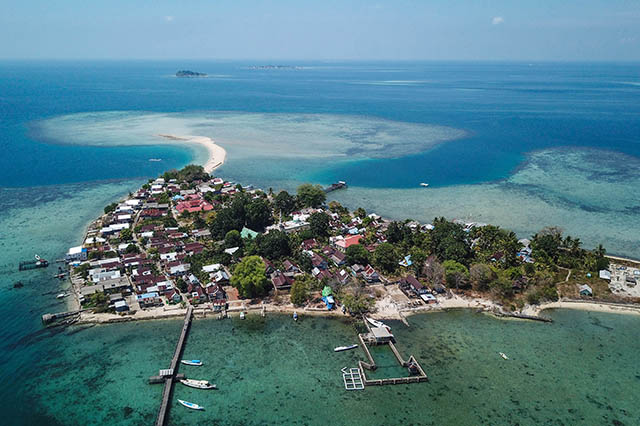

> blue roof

[{"left": 137, "top": 292, "right": 159, "bottom": 300}]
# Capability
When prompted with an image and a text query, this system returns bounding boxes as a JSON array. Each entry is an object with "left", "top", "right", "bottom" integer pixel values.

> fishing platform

[
  {"left": 324, "top": 181, "right": 347, "bottom": 193},
  {"left": 343, "top": 318, "right": 428, "bottom": 390}
]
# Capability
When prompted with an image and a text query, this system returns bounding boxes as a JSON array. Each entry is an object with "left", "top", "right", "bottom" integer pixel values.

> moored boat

[
  {"left": 239, "top": 311, "right": 246, "bottom": 320},
  {"left": 420, "top": 182, "right": 429, "bottom": 187},
  {"left": 499, "top": 352, "right": 509, "bottom": 360},
  {"left": 293, "top": 311, "right": 298, "bottom": 321},
  {"left": 334, "top": 344, "right": 358, "bottom": 352},
  {"left": 178, "top": 399, "right": 205, "bottom": 410},
  {"left": 180, "top": 379, "right": 217, "bottom": 390},
  {"left": 56, "top": 293, "right": 67, "bottom": 299},
  {"left": 181, "top": 359, "right": 203, "bottom": 366},
  {"left": 365, "top": 317, "right": 391, "bottom": 331}
]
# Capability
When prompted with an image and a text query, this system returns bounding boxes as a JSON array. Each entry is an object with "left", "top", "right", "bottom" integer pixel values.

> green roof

[
  {"left": 241, "top": 227, "right": 259, "bottom": 239},
  {"left": 322, "top": 286, "right": 333, "bottom": 297}
]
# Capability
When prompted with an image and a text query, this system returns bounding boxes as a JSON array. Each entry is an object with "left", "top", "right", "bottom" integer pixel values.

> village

[{"left": 59, "top": 165, "right": 638, "bottom": 325}]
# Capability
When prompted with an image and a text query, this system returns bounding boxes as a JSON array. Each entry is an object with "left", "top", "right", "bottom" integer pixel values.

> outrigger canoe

[
  {"left": 181, "top": 359, "right": 203, "bottom": 366},
  {"left": 178, "top": 399, "right": 204, "bottom": 411}
]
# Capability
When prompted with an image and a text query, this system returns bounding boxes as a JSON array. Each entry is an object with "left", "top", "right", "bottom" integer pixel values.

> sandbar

[{"left": 157, "top": 134, "right": 226, "bottom": 173}]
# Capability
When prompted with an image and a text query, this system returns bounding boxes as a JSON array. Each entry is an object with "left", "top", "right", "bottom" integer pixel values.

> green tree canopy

[
  {"left": 443, "top": 260, "right": 470, "bottom": 289},
  {"left": 469, "top": 263, "right": 497, "bottom": 292},
  {"left": 373, "top": 242, "right": 398, "bottom": 273},
  {"left": 245, "top": 198, "right": 273, "bottom": 231},
  {"left": 231, "top": 256, "right": 269, "bottom": 298},
  {"left": 274, "top": 191, "right": 297, "bottom": 215},
  {"left": 256, "top": 230, "right": 291, "bottom": 260},
  {"left": 224, "top": 230, "right": 243, "bottom": 248},
  {"left": 346, "top": 244, "right": 370, "bottom": 266},
  {"left": 429, "top": 217, "right": 472, "bottom": 265},
  {"left": 309, "top": 212, "right": 330, "bottom": 239},
  {"left": 104, "top": 202, "right": 117, "bottom": 215},
  {"left": 290, "top": 274, "right": 314, "bottom": 306},
  {"left": 297, "top": 183, "right": 326, "bottom": 208}
]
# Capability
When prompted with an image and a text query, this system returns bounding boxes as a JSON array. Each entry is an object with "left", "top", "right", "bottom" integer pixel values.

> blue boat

[
  {"left": 178, "top": 399, "right": 205, "bottom": 410},
  {"left": 181, "top": 359, "right": 203, "bottom": 366}
]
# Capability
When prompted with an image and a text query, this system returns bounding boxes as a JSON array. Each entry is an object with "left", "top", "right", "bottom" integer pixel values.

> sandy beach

[{"left": 157, "top": 134, "right": 226, "bottom": 173}]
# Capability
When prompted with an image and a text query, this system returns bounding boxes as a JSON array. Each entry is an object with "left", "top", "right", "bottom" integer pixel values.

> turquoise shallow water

[
  {"left": 1, "top": 61, "right": 640, "bottom": 425},
  {"left": 19, "top": 310, "right": 640, "bottom": 425}
]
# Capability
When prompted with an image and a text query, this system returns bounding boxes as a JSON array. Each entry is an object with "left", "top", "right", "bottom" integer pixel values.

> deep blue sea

[{"left": 1, "top": 60, "right": 640, "bottom": 425}]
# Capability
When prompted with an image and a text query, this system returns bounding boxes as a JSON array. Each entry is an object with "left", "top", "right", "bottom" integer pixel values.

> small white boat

[
  {"left": 293, "top": 311, "right": 298, "bottom": 321},
  {"left": 365, "top": 317, "right": 390, "bottom": 331},
  {"left": 56, "top": 293, "right": 68, "bottom": 299},
  {"left": 420, "top": 183, "right": 429, "bottom": 187},
  {"left": 178, "top": 399, "right": 205, "bottom": 411},
  {"left": 239, "top": 311, "right": 246, "bottom": 320},
  {"left": 181, "top": 359, "right": 203, "bottom": 366},
  {"left": 334, "top": 344, "right": 358, "bottom": 352},
  {"left": 499, "top": 352, "right": 509, "bottom": 360},
  {"left": 148, "top": 158, "right": 162, "bottom": 162},
  {"left": 180, "top": 379, "right": 217, "bottom": 390}
]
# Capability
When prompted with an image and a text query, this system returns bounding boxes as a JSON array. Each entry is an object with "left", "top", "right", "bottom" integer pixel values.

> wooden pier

[{"left": 155, "top": 305, "right": 194, "bottom": 426}]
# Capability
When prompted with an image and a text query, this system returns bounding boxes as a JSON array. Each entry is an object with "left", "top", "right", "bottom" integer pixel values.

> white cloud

[
  {"left": 164, "top": 16, "right": 174, "bottom": 22},
  {"left": 492, "top": 16, "right": 504, "bottom": 25}
]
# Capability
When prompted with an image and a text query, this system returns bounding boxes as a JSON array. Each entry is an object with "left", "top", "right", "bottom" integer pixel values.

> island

[
  {"left": 175, "top": 70, "right": 207, "bottom": 78},
  {"left": 49, "top": 164, "right": 640, "bottom": 327}
]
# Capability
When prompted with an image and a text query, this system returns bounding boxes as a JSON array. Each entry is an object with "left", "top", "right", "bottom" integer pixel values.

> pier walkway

[{"left": 156, "top": 305, "right": 193, "bottom": 426}]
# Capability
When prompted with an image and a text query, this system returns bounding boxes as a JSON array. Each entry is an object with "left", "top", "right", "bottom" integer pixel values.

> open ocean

[{"left": 1, "top": 61, "right": 639, "bottom": 425}]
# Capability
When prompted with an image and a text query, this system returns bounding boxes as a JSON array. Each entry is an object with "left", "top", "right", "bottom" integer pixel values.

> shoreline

[
  {"left": 72, "top": 294, "right": 640, "bottom": 326},
  {"left": 156, "top": 134, "right": 227, "bottom": 173}
]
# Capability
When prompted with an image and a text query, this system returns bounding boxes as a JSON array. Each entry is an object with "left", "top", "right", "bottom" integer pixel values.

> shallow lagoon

[{"left": 19, "top": 310, "right": 640, "bottom": 426}]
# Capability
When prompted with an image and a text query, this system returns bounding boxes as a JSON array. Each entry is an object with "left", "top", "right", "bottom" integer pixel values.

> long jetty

[{"left": 156, "top": 305, "right": 193, "bottom": 426}]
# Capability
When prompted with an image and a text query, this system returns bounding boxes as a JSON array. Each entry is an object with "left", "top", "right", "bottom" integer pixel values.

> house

[
  {"left": 370, "top": 326, "right": 394, "bottom": 343},
  {"left": 211, "top": 270, "right": 230, "bottom": 285},
  {"left": 420, "top": 293, "right": 437, "bottom": 304},
  {"left": 202, "top": 263, "right": 222, "bottom": 274},
  {"left": 351, "top": 264, "right": 365, "bottom": 275},
  {"left": 579, "top": 284, "right": 593, "bottom": 296},
  {"left": 310, "top": 253, "right": 328, "bottom": 270},
  {"left": 327, "top": 249, "right": 346, "bottom": 266},
  {"left": 101, "top": 276, "right": 132, "bottom": 294},
  {"left": 66, "top": 246, "right": 88, "bottom": 262},
  {"left": 599, "top": 270, "right": 611, "bottom": 280},
  {"left": 263, "top": 258, "right": 276, "bottom": 275},
  {"left": 92, "top": 269, "right": 121, "bottom": 283},
  {"left": 184, "top": 242, "right": 205, "bottom": 255},
  {"left": 282, "top": 260, "right": 301, "bottom": 274},
  {"left": 402, "top": 275, "right": 427, "bottom": 296},
  {"left": 336, "top": 269, "right": 351, "bottom": 284},
  {"left": 333, "top": 234, "right": 363, "bottom": 252},
  {"left": 399, "top": 255, "right": 413, "bottom": 268},
  {"left": 362, "top": 265, "right": 380, "bottom": 283},
  {"left": 241, "top": 227, "right": 259, "bottom": 239},
  {"left": 137, "top": 292, "right": 163, "bottom": 308},
  {"left": 114, "top": 300, "right": 130, "bottom": 312},
  {"left": 224, "top": 247, "right": 240, "bottom": 256},
  {"left": 166, "top": 289, "right": 182, "bottom": 304},
  {"left": 271, "top": 271, "right": 294, "bottom": 290},
  {"left": 301, "top": 239, "right": 318, "bottom": 251},
  {"left": 167, "top": 262, "right": 190, "bottom": 276},
  {"left": 109, "top": 293, "right": 124, "bottom": 304}
]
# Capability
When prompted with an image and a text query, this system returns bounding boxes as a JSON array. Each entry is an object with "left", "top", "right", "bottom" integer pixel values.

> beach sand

[{"left": 157, "top": 134, "right": 226, "bottom": 173}]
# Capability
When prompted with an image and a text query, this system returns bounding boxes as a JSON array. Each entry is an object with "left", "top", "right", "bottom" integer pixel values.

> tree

[
  {"left": 231, "top": 256, "right": 268, "bottom": 298},
  {"left": 290, "top": 275, "right": 313, "bottom": 306},
  {"left": 385, "top": 222, "right": 408, "bottom": 244},
  {"left": 373, "top": 243, "right": 397, "bottom": 273},
  {"left": 120, "top": 228, "right": 133, "bottom": 241},
  {"left": 245, "top": 199, "right": 273, "bottom": 231},
  {"left": 443, "top": 260, "right": 469, "bottom": 289},
  {"left": 346, "top": 244, "right": 370, "bottom": 266},
  {"left": 429, "top": 217, "right": 472, "bottom": 264},
  {"left": 309, "top": 212, "right": 330, "bottom": 239},
  {"left": 224, "top": 230, "right": 243, "bottom": 248},
  {"left": 340, "top": 291, "right": 373, "bottom": 315},
  {"left": 125, "top": 244, "right": 140, "bottom": 254},
  {"left": 297, "top": 183, "right": 326, "bottom": 208},
  {"left": 469, "top": 264, "right": 497, "bottom": 292},
  {"left": 409, "top": 247, "right": 428, "bottom": 276},
  {"left": 354, "top": 207, "right": 367, "bottom": 219},
  {"left": 256, "top": 230, "right": 291, "bottom": 260},
  {"left": 423, "top": 255, "right": 445, "bottom": 286},
  {"left": 104, "top": 203, "right": 117, "bottom": 215},
  {"left": 274, "top": 191, "right": 297, "bottom": 216}
]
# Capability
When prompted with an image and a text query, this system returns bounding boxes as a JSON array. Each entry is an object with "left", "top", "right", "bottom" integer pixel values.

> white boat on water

[
  {"left": 56, "top": 293, "right": 67, "bottom": 299},
  {"left": 178, "top": 399, "right": 205, "bottom": 411},
  {"left": 499, "top": 352, "right": 509, "bottom": 360},
  {"left": 181, "top": 359, "right": 203, "bottom": 366},
  {"left": 148, "top": 158, "right": 162, "bottom": 162},
  {"left": 334, "top": 344, "right": 358, "bottom": 352},
  {"left": 366, "top": 317, "right": 390, "bottom": 331},
  {"left": 239, "top": 311, "right": 246, "bottom": 320},
  {"left": 420, "top": 183, "right": 429, "bottom": 187},
  {"left": 180, "top": 379, "right": 217, "bottom": 390}
]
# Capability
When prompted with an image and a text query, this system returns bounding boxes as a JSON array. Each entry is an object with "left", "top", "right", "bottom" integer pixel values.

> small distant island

[{"left": 175, "top": 70, "right": 207, "bottom": 78}]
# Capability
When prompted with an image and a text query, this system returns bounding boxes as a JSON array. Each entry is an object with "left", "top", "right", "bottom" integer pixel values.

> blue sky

[{"left": 1, "top": 0, "right": 639, "bottom": 60}]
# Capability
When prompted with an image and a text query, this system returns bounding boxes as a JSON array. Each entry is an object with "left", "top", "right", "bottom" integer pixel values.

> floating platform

[{"left": 324, "top": 181, "right": 347, "bottom": 193}]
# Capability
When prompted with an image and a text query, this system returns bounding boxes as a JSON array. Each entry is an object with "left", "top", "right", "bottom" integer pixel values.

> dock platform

[{"left": 155, "top": 305, "right": 193, "bottom": 426}]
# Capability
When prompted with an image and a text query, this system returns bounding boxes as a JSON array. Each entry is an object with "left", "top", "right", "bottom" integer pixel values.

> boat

[
  {"left": 239, "top": 311, "right": 246, "bottom": 320},
  {"left": 181, "top": 359, "right": 203, "bottom": 366},
  {"left": 18, "top": 254, "right": 49, "bottom": 271},
  {"left": 178, "top": 399, "right": 205, "bottom": 411},
  {"left": 334, "top": 344, "right": 358, "bottom": 352},
  {"left": 366, "top": 317, "right": 391, "bottom": 331},
  {"left": 499, "top": 352, "right": 509, "bottom": 360},
  {"left": 56, "top": 293, "right": 68, "bottom": 299},
  {"left": 420, "top": 183, "right": 429, "bottom": 187},
  {"left": 148, "top": 158, "right": 162, "bottom": 162},
  {"left": 293, "top": 311, "right": 298, "bottom": 321},
  {"left": 180, "top": 379, "right": 217, "bottom": 390}
]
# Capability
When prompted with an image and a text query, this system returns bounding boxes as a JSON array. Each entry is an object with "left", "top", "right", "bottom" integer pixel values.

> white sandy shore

[
  {"left": 524, "top": 299, "right": 640, "bottom": 317},
  {"left": 157, "top": 134, "right": 227, "bottom": 173}
]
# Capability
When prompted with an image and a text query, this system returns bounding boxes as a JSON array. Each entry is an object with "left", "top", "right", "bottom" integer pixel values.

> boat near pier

[
  {"left": 19, "top": 255, "right": 49, "bottom": 271},
  {"left": 324, "top": 181, "right": 347, "bottom": 193}
]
